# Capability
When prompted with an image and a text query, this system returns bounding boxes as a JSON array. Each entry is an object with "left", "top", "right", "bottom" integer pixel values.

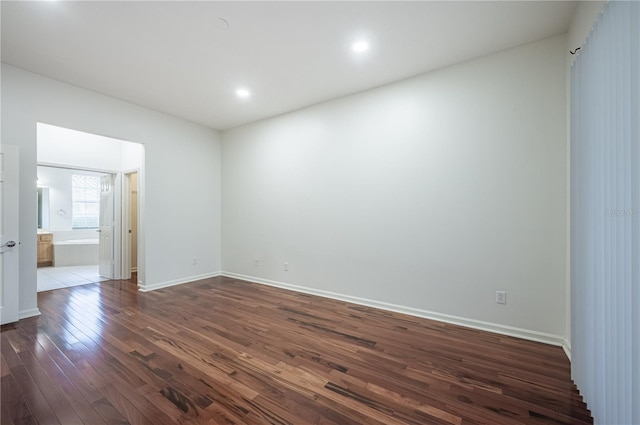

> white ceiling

[{"left": 1, "top": 1, "right": 577, "bottom": 131}]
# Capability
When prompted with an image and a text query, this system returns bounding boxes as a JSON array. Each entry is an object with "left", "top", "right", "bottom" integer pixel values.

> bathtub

[{"left": 53, "top": 239, "right": 100, "bottom": 267}]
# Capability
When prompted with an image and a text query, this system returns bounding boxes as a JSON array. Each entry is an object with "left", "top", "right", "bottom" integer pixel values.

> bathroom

[
  {"left": 36, "top": 123, "right": 143, "bottom": 292},
  {"left": 37, "top": 165, "right": 109, "bottom": 290}
]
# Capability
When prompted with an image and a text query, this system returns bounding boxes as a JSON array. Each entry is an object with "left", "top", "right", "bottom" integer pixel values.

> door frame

[
  {"left": 35, "top": 124, "right": 145, "bottom": 290},
  {"left": 121, "top": 169, "right": 139, "bottom": 281}
]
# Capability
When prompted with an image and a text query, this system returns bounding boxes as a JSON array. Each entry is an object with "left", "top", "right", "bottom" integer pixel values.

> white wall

[
  {"left": 36, "top": 121, "right": 144, "bottom": 174},
  {"left": 37, "top": 123, "right": 124, "bottom": 171},
  {"left": 2, "top": 63, "right": 222, "bottom": 317},
  {"left": 122, "top": 140, "right": 144, "bottom": 172},
  {"left": 222, "top": 35, "right": 568, "bottom": 342}
]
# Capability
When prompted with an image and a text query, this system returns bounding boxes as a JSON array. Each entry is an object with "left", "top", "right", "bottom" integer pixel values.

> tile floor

[{"left": 37, "top": 265, "right": 110, "bottom": 292}]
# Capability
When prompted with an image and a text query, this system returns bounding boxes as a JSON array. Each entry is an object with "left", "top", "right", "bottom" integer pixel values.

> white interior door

[
  {"left": 99, "top": 174, "right": 114, "bottom": 278},
  {"left": 121, "top": 173, "right": 131, "bottom": 280},
  {"left": 1, "top": 144, "right": 20, "bottom": 325},
  {"left": 130, "top": 172, "right": 138, "bottom": 273}
]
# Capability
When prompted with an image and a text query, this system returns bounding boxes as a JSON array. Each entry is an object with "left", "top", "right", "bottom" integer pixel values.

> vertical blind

[{"left": 570, "top": 1, "right": 639, "bottom": 424}]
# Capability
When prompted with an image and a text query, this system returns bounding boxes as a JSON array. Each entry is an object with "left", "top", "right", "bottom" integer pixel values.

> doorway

[
  {"left": 36, "top": 165, "right": 113, "bottom": 291},
  {"left": 36, "top": 123, "right": 144, "bottom": 291},
  {"left": 122, "top": 171, "right": 139, "bottom": 281}
]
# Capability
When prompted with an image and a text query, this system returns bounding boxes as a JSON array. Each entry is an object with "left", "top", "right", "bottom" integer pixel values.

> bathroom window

[{"left": 72, "top": 174, "right": 100, "bottom": 228}]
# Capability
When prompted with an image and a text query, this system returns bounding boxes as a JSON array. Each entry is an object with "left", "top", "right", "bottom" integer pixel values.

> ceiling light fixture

[
  {"left": 352, "top": 41, "right": 369, "bottom": 53},
  {"left": 236, "top": 88, "right": 251, "bottom": 99}
]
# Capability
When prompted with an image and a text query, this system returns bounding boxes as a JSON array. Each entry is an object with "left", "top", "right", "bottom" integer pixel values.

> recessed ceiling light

[
  {"left": 236, "top": 88, "right": 251, "bottom": 99},
  {"left": 352, "top": 41, "right": 369, "bottom": 53}
]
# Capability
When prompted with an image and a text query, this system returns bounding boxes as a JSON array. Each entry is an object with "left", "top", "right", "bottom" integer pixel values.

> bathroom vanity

[{"left": 37, "top": 231, "right": 53, "bottom": 267}]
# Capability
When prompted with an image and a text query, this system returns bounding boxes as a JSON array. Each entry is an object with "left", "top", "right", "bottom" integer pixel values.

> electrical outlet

[
  {"left": 284, "top": 262, "right": 288, "bottom": 271},
  {"left": 255, "top": 259, "right": 259, "bottom": 267},
  {"left": 192, "top": 257, "right": 198, "bottom": 265},
  {"left": 495, "top": 290, "right": 507, "bottom": 304}
]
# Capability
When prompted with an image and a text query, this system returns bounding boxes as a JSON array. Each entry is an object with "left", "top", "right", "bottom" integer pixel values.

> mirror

[{"left": 37, "top": 187, "right": 50, "bottom": 229}]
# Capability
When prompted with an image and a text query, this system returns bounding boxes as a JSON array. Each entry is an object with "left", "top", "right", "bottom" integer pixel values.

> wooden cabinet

[{"left": 37, "top": 233, "right": 53, "bottom": 267}]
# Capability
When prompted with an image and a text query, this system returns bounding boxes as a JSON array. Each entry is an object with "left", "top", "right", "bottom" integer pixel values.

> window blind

[
  {"left": 570, "top": 1, "right": 639, "bottom": 424},
  {"left": 72, "top": 174, "right": 100, "bottom": 228}
]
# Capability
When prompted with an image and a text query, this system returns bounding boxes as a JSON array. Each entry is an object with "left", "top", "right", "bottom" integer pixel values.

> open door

[
  {"left": 98, "top": 174, "right": 114, "bottom": 279},
  {"left": 130, "top": 173, "right": 138, "bottom": 274},
  {"left": 1, "top": 144, "right": 20, "bottom": 325}
]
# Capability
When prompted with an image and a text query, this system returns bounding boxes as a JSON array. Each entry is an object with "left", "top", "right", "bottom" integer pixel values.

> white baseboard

[
  {"left": 221, "top": 271, "right": 566, "bottom": 347},
  {"left": 139, "top": 272, "right": 221, "bottom": 292},
  {"left": 19, "top": 308, "right": 41, "bottom": 320},
  {"left": 562, "top": 338, "right": 572, "bottom": 361}
]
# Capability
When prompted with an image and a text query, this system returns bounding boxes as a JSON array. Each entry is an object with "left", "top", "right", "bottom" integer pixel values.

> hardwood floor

[{"left": 1, "top": 276, "right": 592, "bottom": 424}]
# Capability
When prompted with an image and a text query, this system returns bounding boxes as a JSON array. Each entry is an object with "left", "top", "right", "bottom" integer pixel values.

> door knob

[{"left": 2, "top": 241, "right": 17, "bottom": 248}]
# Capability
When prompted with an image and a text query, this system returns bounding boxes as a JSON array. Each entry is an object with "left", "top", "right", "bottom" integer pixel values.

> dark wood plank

[
  {"left": 0, "top": 275, "right": 593, "bottom": 424},
  {"left": 1, "top": 371, "right": 37, "bottom": 425},
  {"left": 6, "top": 365, "right": 60, "bottom": 425},
  {"left": 7, "top": 332, "right": 84, "bottom": 425}
]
